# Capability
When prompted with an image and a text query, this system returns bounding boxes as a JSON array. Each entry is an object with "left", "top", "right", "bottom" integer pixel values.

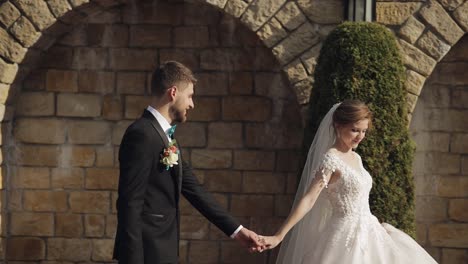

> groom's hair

[{"left": 151, "top": 61, "right": 197, "bottom": 97}]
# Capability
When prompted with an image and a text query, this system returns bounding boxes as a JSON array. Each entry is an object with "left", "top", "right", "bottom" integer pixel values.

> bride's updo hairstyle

[{"left": 333, "top": 99, "right": 373, "bottom": 129}]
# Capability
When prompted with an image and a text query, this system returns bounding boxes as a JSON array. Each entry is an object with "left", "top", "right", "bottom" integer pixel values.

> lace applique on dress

[{"left": 315, "top": 152, "right": 341, "bottom": 188}]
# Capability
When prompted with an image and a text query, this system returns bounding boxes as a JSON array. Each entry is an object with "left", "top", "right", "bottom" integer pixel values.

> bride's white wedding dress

[{"left": 299, "top": 151, "right": 437, "bottom": 264}]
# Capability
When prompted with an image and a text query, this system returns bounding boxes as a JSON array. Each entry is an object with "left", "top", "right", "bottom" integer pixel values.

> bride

[{"left": 259, "top": 100, "right": 437, "bottom": 264}]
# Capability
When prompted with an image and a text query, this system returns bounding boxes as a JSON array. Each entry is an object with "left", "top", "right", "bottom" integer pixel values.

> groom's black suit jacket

[{"left": 113, "top": 110, "right": 240, "bottom": 264}]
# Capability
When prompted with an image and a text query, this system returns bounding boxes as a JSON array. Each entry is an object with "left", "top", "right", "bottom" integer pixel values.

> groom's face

[{"left": 171, "top": 81, "right": 194, "bottom": 123}]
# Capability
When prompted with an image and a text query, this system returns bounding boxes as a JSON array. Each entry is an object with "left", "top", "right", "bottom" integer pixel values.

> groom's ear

[{"left": 167, "top": 86, "right": 177, "bottom": 101}]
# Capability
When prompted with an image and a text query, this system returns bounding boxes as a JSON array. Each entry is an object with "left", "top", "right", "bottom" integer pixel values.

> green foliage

[{"left": 304, "top": 22, "right": 416, "bottom": 235}]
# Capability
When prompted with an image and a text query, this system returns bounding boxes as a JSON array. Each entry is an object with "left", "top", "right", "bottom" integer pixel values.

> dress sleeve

[{"left": 316, "top": 153, "right": 339, "bottom": 188}]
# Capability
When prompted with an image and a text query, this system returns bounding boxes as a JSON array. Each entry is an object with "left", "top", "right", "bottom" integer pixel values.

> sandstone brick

[
  {"left": 229, "top": 72, "right": 252, "bottom": 95},
  {"left": 450, "top": 133, "right": 468, "bottom": 153},
  {"left": 284, "top": 59, "right": 308, "bottom": 84},
  {"left": 106, "top": 214, "right": 117, "bottom": 237},
  {"left": 275, "top": 194, "right": 294, "bottom": 216},
  {"left": 241, "top": 0, "right": 287, "bottom": 31},
  {"left": 88, "top": 7, "right": 121, "bottom": 23},
  {"left": 416, "top": 222, "right": 428, "bottom": 245},
  {"left": 231, "top": 194, "right": 274, "bottom": 216},
  {"left": 441, "top": 248, "right": 468, "bottom": 264},
  {"left": 11, "top": 167, "right": 50, "bottom": 189},
  {"left": 103, "top": 95, "right": 123, "bottom": 120},
  {"left": 183, "top": 2, "right": 221, "bottom": 25},
  {"left": 180, "top": 215, "right": 210, "bottom": 240},
  {"left": 254, "top": 72, "right": 291, "bottom": 100},
  {"left": 8, "top": 189, "right": 22, "bottom": 211},
  {"left": 407, "top": 92, "right": 418, "bottom": 113},
  {"left": 122, "top": 1, "right": 183, "bottom": 25},
  {"left": 47, "top": 238, "right": 92, "bottom": 261},
  {"left": 17, "top": 145, "right": 60, "bottom": 166},
  {"left": 298, "top": 0, "right": 343, "bottom": 23},
  {"left": 406, "top": 70, "right": 426, "bottom": 96},
  {"left": 453, "top": 88, "right": 468, "bottom": 109},
  {"left": 129, "top": 25, "right": 171, "bottom": 47},
  {"left": 46, "top": 70, "right": 78, "bottom": 92},
  {"left": 222, "top": 96, "right": 271, "bottom": 121},
  {"left": 420, "top": 0, "right": 464, "bottom": 45},
  {"left": 124, "top": 95, "right": 153, "bottom": 119},
  {"left": 42, "top": 46, "right": 73, "bottom": 69},
  {"left": 448, "top": 199, "right": 468, "bottom": 222},
  {"left": 173, "top": 122, "right": 206, "bottom": 147},
  {"left": 68, "top": 121, "right": 112, "bottom": 144},
  {"left": 207, "top": 122, "right": 243, "bottom": 148},
  {"left": 59, "top": 146, "right": 96, "bottom": 167},
  {"left": 415, "top": 196, "right": 447, "bottom": 222},
  {"left": 196, "top": 73, "right": 228, "bottom": 96},
  {"left": 203, "top": 170, "right": 242, "bottom": 192},
  {"left": 275, "top": 2, "right": 306, "bottom": 31},
  {"left": 398, "top": 16, "right": 425, "bottom": 44},
  {"left": 256, "top": 18, "right": 287, "bottom": 48},
  {"left": 6, "top": 237, "right": 45, "bottom": 260},
  {"left": 69, "top": 191, "right": 110, "bottom": 213},
  {"left": 110, "top": 49, "right": 157, "bottom": 70},
  {"left": 275, "top": 150, "right": 301, "bottom": 172},
  {"left": 0, "top": 57, "right": 19, "bottom": 83},
  {"left": 191, "top": 149, "right": 232, "bottom": 169},
  {"left": 0, "top": 83, "right": 9, "bottom": 104},
  {"left": 376, "top": 2, "right": 422, "bottom": 25},
  {"left": 454, "top": 1, "right": 468, "bottom": 31},
  {"left": 418, "top": 84, "right": 450, "bottom": 108},
  {"left": 190, "top": 97, "right": 221, "bottom": 121},
  {"left": 78, "top": 71, "right": 115, "bottom": 94},
  {"left": 437, "top": 176, "right": 468, "bottom": 197},
  {"left": 52, "top": 168, "right": 84, "bottom": 189},
  {"left": 174, "top": 26, "right": 210, "bottom": 48},
  {"left": 85, "top": 168, "right": 118, "bottom": 190},
  {"left": 425, "top": 109, "right": 468, "bottom": 131},
  {"left": 0, "top": 28, "right": 26, "bottom": 63},
  {"left": 10, "top": 212, "right": 54, "bottom": 236},
  {"left": 0, "top": 2, "right": 21, "bottom": 27},
  {"left": 47, "top": 0, "right": 72, "bottom": 18},
  {"left": 243, "top": 171, "right": 286, "bottom": 194},
  {"left": 23, "top": 190, "right": 68, "bottom": 212},
  {"left": 245, "top": 123, "right": 303, "bottom": 149},
  {"left": 85, "top": 214, "right": 105, "bottom": 237},
  {"left": 399, "top": 39, "right": 437, "bottom": 77},
  {"left": 112, "top": 120, "right": 132, "bottom": 145},
  {"left": 200, "top": 48, "right": 255, "bottom": 71},
  {"left": 286, "top": 172, "right": 298, "bottom": 194},
  {"left": 413, "top": 132, "right": 450, "bottom": 152},
  {"left": 92, "top": 238, "right": 114, "bottom": 261},
  {"left": 416, "top": 30, "right": 451, "bottom": 60},
  {"left": 429, "top": 223, "right": 468, "bottom": 247},
  {"left": 55, "top": 213, "right": 83, "bottom": 237},
  {"left": 87, "top": 24, "right": 128, "bottom": 47},
  {"left": 439, "top": 0, "right": 465, "bottom": 10},
  {"left": 220, "top": 240, "right": 267, "bottom": 263},
  {"left": 224, "top": 0, "right": 248, "bottom": 18},
  {"left": 249, "top": 216, "right": 284, "bottom": 237},
  {"left": 72, "top": 48, "right": 108, "bottom": 70},
  {"left": 10, "top": 16, "right": 40, "bottom": 47},
  {"left": 233, "top": 150, "right": 275, "bottom": 171},
  {"left": 57, "top": 93, "right": 101, "bottom": 117},
  {"left": 117, "top": 72, "right": 147, "bottom": 95},
  {"left": 96, "top": 147, "right": 114, "bottom": 167},
  {"left": 14, "top": 118, "right": 66, "bottom": 144},
  {"left": 188, "top": 240, "right": 219, "bottom": 263},
  {"left": 273, "top": 22, "right": 320, "bottom": 65},
  {"left": 435, "top": 62, "right": 468, "bottom": 85},
  {"left": 160, "top": 49, "right": 199, "bottom": 70},
  {"left": 58, "top": 24, "right": 87, "bottom": 46},
  {"left": 12, "top": 0, "right": 55, "bottom": 30},
  {"left": 22, "top": 69, "right": 46, "bottom": 91}
]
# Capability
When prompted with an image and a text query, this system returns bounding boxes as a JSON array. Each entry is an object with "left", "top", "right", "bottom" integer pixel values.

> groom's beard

[{"left": 170, "top": 106, "right": 187, "bottom": 123}]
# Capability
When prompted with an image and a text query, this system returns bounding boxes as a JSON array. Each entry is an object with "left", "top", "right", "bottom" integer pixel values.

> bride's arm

[{"left": 261, "top": 169, "right": 335, "bottom": 249}]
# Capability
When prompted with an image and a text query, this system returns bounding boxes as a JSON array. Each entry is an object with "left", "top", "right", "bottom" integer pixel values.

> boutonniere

[{"left": 160, "top": 140, "right": 179, "bottom": 170}]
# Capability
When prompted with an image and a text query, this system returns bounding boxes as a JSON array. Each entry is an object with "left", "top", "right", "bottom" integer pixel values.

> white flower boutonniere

[{"left": 160, "top": 140, "right": 179, "bottom": 170}]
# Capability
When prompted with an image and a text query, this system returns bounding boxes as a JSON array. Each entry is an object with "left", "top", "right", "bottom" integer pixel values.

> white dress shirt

[{"left": 146, "top": 106, "right": 243, "bottom": 238}]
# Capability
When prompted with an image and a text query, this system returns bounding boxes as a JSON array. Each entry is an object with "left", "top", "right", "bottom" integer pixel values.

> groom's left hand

[{"left": 234, "top": 227, "right": 265, "bottom": 253}]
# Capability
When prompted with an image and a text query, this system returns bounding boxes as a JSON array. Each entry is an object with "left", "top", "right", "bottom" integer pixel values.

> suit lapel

[{"left": 143, "top": 110, "right": 182, "bottom": 200}]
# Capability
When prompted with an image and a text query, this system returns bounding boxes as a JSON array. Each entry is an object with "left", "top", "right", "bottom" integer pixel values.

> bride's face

[{"left": 336, "top": 119, "right": 369, "bottom": 149}]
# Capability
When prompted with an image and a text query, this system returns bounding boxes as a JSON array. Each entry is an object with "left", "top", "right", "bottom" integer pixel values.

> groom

[{"left": 113, "top": 61, "right": 262, "bottom": 264}]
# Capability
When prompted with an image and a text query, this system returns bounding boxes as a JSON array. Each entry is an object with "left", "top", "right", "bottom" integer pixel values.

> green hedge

[{"left": 304, "top": 22, "right": 415, "bottom": 235}]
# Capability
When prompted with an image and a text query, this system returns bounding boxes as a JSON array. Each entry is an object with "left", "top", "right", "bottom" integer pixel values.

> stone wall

[
  {"left": 2, "top": 1, "right": 303, "bottom": 263},
  {"left": 410, "top": 35, "right": 468, "bottom": 264}
]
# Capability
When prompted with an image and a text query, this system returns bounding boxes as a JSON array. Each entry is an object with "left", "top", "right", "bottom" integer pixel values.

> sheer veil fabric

[{"left": 276, "top": 103, "right": 341, "bottom": 264}]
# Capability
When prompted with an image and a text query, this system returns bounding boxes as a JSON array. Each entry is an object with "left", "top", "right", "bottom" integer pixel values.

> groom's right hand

[{"left": 233, "top": 227, "right": 265, "bottom": 253}]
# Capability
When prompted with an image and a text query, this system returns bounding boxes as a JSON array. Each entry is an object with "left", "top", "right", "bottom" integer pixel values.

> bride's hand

[{"left": 258, "top": 235, "right": 282, "bottom": 250}]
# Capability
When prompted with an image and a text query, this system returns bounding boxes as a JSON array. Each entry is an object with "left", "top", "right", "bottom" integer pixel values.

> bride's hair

[{"left": 333, "top": 99, "right": 373, "bottom": 129}]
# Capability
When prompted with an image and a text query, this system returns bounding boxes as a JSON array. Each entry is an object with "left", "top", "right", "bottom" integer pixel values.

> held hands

[
  {"left": 257, "top": 235, "right": 282, "bottom": 250},
  {"left": 234, "top": 227, "right": 265, "bottom": 253}
]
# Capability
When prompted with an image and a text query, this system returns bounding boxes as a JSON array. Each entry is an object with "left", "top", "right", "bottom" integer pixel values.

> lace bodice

[{"left": 318, "top": 152, "right": 373, "bottom": 218}]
